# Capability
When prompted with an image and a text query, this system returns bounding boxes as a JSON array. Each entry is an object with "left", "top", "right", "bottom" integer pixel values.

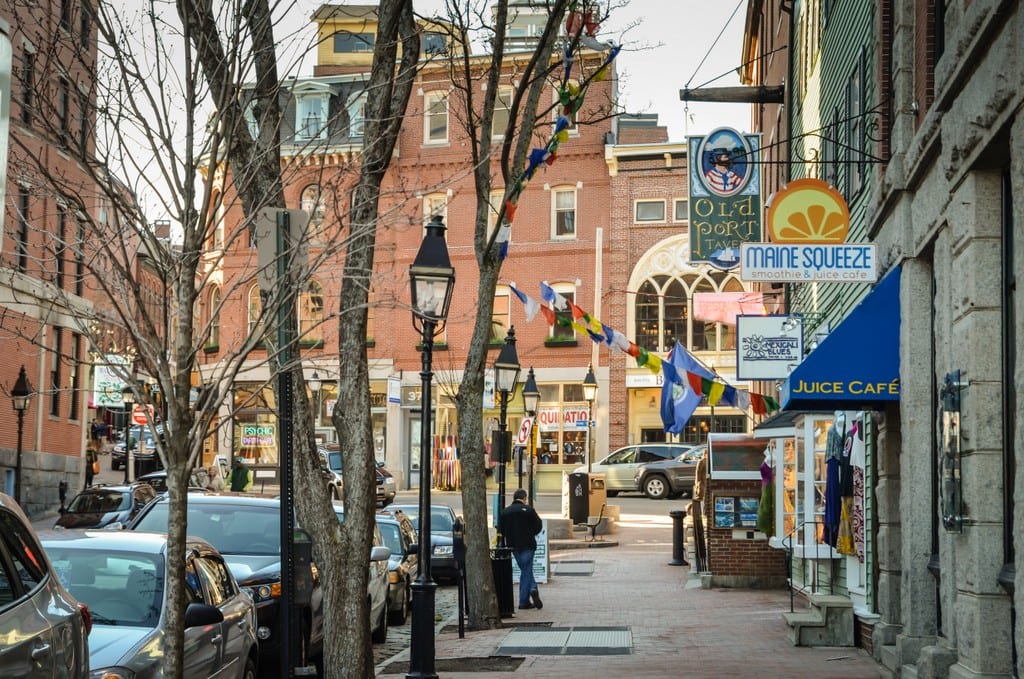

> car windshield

[
  {"left": 326, "top": 451, "right": 343, "bottom": 472},
  {"left": 396, "top": 507, "right": 453, "bottom": 532},
  {"left": 67, "top": 490, "right": 128, "bottom": 513},
  {"left": 377, "top": 523, "right": 402, "bottom": 554},
  {"left": 133, "top": 501, "right": 281, "bottom": 555},
  {"left": 48, "top": 547, "right": 163, "bottom": 627}
]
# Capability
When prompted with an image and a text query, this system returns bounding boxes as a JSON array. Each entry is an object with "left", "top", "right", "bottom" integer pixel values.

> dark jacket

[{"left": 499, "top": 500, "right": 542, "bottom": 550}]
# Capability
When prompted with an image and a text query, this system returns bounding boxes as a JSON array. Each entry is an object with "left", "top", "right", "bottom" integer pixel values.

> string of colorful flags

[
  {"left": 494, "top": 2, "right": 621, "bottom": 260},
  {"left": 509, "top": 282, "right": 780, "bottom": 416}
]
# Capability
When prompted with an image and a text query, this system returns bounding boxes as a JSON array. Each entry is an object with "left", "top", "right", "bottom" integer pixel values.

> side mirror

[
  {"left": 184, "top": 602, "right": 224, "bottom": 628},
  {"left": 370, "top": 545, "right": 391, "bottom": 562}
]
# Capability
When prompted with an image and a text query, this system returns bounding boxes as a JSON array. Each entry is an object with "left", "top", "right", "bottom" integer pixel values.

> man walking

[
  {"left": 226, "top": 456, "right": 253, "bottom": 492},
  {"left": 499, "top": 488, "right": 544, "bottom": 610}
]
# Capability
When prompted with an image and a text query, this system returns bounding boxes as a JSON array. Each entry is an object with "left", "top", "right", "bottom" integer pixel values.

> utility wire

[{"left": 684, "top": 0, "right": 746, "bottom": 89}]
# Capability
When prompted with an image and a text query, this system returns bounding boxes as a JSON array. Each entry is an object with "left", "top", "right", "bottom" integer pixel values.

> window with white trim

[
  {"left": 424, "top": 92, "right": 448, "bottom": 143},
  {"left": 423, "top": 193, "right": 448, "bottom": 228},
  {"left": 491, "top": 87, "right": 512, "bottom": 139},
  {"left": 549, "top": 284, "right": 576, "bottom": 341},
  {"left": 492, "top": 288, "right": 510, "bottom": 342},
  {"left": 551, "top": 187, "right": 576, "bottom": 239},
  {"left": 248, "top": 284, "right": 262, "bottom": 336},
  {"left": 633, "top": 271, "right": 744, "bottom": 353},
  {"left": 347, "top": 92, "right": 367, "bottom": 137},
  {"left": 301, "top": 185, "right": 325, "bottom": 227},
  {"left": 298, "top": 279, "right": 324, "bottom": 343},
  {"left": 634, "top": 199, "right": 666, "bottom": 223},
  {"left": 296, "top": 93, "right": 328, "bottom": 140},
  {"left": 208, "top": 287, "right": 221, "bottom": 347},
  {"left": 487, "top": 190, "right": 504, "bottom": 239},
  {"left": 673, "top": 198, "right": 689, "bottom": 222}
]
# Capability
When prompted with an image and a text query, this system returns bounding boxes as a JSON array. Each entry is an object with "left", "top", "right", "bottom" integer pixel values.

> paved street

[{"left": 375, "top": 490, "right": 883, "bottom": 678}]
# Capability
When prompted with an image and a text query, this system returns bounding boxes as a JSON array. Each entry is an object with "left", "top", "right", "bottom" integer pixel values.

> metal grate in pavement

[
  {"left": 552, "top": 559, "right": 595, "bottom": 576},
  {"left": 496, "top": 626, "right": 632, "bottom": 656}
]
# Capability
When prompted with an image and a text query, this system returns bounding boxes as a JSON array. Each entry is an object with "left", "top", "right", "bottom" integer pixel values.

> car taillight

[{"left": 79, "top": 603, "right": 93, "bottom": 635}]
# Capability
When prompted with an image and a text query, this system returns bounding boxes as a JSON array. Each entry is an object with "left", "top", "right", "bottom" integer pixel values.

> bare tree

[{"left": 422, "top": 0, "right": 618, "bottom": 629}]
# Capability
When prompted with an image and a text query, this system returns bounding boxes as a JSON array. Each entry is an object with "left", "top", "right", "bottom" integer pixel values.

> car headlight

[
  {"left": 433, "top": 545, "right": 453, "bottom": 557},
  {"left": 248, "top": 582, "right": 281, "bottom": 602},
  {"left": 90, "top": 668, "right": 134, "bottom": 679}
]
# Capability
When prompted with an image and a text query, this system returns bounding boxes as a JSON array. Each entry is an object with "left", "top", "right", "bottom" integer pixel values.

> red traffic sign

[
  {"left": 132, "top": 404, "right": 154, "bottom": 426},
  {"left": 516, "top": 417, "right": 533, "bottom": 445}
]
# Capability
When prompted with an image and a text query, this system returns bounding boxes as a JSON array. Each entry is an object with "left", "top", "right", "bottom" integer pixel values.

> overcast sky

[{"left": 284, "top": 0, "right": 752, "bottom": 140}]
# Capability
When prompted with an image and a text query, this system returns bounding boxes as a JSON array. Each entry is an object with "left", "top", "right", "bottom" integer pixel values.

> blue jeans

[{"left": 512, "top": 548, "right": 537, "bottom": 606}]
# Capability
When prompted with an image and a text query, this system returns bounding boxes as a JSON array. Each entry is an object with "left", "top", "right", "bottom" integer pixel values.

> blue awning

[{"left": 781, "top": 265, "right": 901, "bottom": 411}]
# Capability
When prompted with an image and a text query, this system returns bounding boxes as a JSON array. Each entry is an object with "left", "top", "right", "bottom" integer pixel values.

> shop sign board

[
  {"left": 736, "top": 315, "right": 804, "bottom": 380},
  {"left": 240, "top": 424, "right": 276, "bottom": 448},
  {"left": 92, "top": 354, "right": 129, "bottom": 408},
  {"left": 688, "top": 127, "right": 763, "bottom": 268},
  {"left": 511, "top": 520, "right": 549, "bottom": 584},
  {"left": 742, "top": 178, "right": 878, "bottom": 283}
]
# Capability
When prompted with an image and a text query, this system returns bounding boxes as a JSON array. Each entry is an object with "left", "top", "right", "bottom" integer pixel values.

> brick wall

[{"left": 702, "top": 478, "right": 788, "bottom": 582}]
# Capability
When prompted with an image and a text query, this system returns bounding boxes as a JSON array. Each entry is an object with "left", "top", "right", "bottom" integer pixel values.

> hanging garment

[
  {"left": 757, "top": 460, "right": 775, "bottom": 535},
  {"left": 835, "top": 429, "right": 856, "bottom": 555},
  {"left": 822, "top": 447, "right": 842, "bottom": 547}
]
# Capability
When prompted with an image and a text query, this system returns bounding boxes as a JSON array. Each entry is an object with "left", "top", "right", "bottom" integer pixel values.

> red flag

[
  {"left": 686, "top": 371, "right": 703, "bottom": 395},
  {"left": 750, "top": 393, "right": 767, "bottom": 415},
  {"left": 539, "top": 306, "right": 555, "bottom": 326},
  {"left": 626, "top": 342, "right": 641, "bottom": 358},
  {"left": 568, "top": 301, "right": 586, "bottom": 320}
]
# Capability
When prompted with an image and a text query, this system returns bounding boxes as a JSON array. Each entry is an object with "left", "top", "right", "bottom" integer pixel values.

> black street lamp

[
  {"left": 493, "top": 327, "right": 521, "bottom": 514},
  {"left": 407, "top": 215, "right": 455, "bottom": 679},
  {"left": 121, "top": 383, "right": 135, "bottom": 484},
  {"left": 521, "top": 367, "right": 540, "bottom": 506},
  {"left": 582, "top": 365, "right": 598, "bottom": 474},
  {"left": 11, "top": 366, "right": 33, "bottom": 505}
]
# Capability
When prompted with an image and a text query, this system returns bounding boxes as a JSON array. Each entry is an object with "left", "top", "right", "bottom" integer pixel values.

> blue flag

[{"left": 660, "top": 341, "right": 717, "bottom": 434}]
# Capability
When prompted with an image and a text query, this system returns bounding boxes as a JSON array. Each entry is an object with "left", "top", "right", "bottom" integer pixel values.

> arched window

[
  {"left": 301, "top": 184, "right": 324, "bottom": 226},
  {"left": 632, "top": 271, "right": 745, "bottom": 353},
  {"left": 248, "top": 284, "right": 262, "bottom": 336},
  {"left": 298, "top": 280, "right": 324, "bottom": 342},
  {"left": 208, "top": 286, "right": 221, "bottom": 347}
]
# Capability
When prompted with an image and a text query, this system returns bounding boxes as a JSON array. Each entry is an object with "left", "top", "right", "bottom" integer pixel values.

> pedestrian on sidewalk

[
  {"left": 226, "top": 456, "right": 252, "bottom": 492},
  {"left": 498, "top": 488, "right": 543, "bottom": 610}
]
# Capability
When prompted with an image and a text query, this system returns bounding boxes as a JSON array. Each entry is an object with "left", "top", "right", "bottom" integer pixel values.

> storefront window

[
  {"left": 234, "top": 383, "right": 279, "bottom": 464},
  {"left": 535, "top": 382, "right": 590, "bottom": 465}
]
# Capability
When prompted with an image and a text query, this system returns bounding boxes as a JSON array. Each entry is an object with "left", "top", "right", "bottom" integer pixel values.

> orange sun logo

[{"left": 766, "top": 178, "right": 850, "bottom": 244}]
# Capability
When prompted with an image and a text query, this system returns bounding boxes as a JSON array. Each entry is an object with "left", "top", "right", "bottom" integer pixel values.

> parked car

[
  {"left": 576, "top": 443, "right": 689, "bottom": 495},
  {"left": 330, "top": 504, "right": 393, "bottom": 641},
  {"left": 55, "top": 482, "right": 158, "bottom": 530},
  {"left": 111, "top": 424, "right": 164, "bottom": 472},
  {"left": 128, "top": 493, "right": 324, "bottom": 674},
  {"left": 381, "top": 503, "right": 461, "bottom": 585},
  {"left": 135, "top": 468, "right": 208, "bottom": 494},
  {"left": 319, "top": 445, "right": 396, "bottom": 506},
  {"left": 374, "top": 509, "right": 418, "bottom": 625},
  {"left": 40, "top": 529, "right": 258, "bottom": 678},
  {"left": 634, "top": 444, "right": 707, "bottom": 499},
  {"left": 0, "top": 492, "right": 90, "bottom": 678}
]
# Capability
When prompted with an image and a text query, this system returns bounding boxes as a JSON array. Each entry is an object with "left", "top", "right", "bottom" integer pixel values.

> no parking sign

[{"left": 515, "top": 417, "right": 533, "bottom": 445}]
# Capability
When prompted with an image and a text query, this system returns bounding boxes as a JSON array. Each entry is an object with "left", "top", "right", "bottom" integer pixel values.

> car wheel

[
  {"left": 242, "top": 654, "right": 257, "bottom": 679},
  {"left": 111, "top": 458, "right": 120, "bottom": 471},
  {"left": 643, "top": 475, "right": 670, "bottom": 500},
  {"left": 371, "top": 597, "right": 389, "bottom": 643},
  {"left": 606, "top": 490, "right": 619, "bottom": 498},
  {"left": 388, "top": 580, "right": 408, "bottom": 625}
]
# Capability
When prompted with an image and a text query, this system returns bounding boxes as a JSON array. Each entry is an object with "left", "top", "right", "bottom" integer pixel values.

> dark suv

[{"left": 633, "top": 444, "right": 707, "bottom": 499}]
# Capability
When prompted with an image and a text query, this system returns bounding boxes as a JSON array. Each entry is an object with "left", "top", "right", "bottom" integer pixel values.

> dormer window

[
  {"left": 334, "top": 32, "right": 375, "bottom": 53},
  {"left": 423, "top": 32, "right": 447, "bottom": 55},
  {"left": 297, "top": 93, "right": 327, "bottom": 140},
  {"left": 347, "top": 92, "right": 367, "bottom": 138}
]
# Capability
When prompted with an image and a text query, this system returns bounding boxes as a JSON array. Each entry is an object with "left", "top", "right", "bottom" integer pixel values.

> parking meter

[{"left": 292, "top": 528, "right": 313, "bottom": 607}]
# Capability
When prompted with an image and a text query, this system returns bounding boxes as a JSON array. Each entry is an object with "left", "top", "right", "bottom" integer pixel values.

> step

[
  {"left": 783, "top": 596, "right": 854, "bottom": 647},
  {"left": 879, "top": 644, "right": 900, "bottom": 672}
]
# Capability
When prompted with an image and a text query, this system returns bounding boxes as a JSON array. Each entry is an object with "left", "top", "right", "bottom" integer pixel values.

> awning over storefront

[{"left": 781, "top": 265, "right": 901, "bottom": 411}]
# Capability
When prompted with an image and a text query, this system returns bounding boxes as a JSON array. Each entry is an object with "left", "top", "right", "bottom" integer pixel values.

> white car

[
  {"left": 575, "top": 443, "right": 689, "bottom": 495},
  {"left": 332, "top": 503, "right": 392, "bottom": 643}
]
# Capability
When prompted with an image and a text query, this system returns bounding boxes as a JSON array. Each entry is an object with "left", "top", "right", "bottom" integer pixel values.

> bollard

[{"left": 668, "top": 509, "right": 689, "bottom": 566}]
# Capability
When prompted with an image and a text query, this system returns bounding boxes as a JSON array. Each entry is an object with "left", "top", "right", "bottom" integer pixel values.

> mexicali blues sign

[{"left": 688, "top": 127, "right": 763, "bottom": 268}]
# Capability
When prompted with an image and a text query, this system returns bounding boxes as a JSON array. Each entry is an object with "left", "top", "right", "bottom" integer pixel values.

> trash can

[
  {"left": 490, "top": 547, "right": 515, "bottom": 617},
  {"left": 568, "top": 472, "right": 589, "bottom": 524},
  {"left": 588, "top": 474, "right": 607, "bottom": 516}
]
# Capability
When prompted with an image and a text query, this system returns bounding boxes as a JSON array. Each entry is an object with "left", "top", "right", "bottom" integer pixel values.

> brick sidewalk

[{"left": 377, "top": 508, "right": 883, "bottom": 678}]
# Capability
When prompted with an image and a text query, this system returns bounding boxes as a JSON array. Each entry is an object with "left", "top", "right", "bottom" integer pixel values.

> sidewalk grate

[
  {"left": 552, "top": 559, "right": 595, "bottom": 576},
  {"left": 496, "top": 626, "right": 632, "bottom": 656}
]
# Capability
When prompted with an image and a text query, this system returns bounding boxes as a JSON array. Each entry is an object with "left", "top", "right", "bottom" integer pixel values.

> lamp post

[
  {"left": 11, "top": 366, "right": 33, "bottom": 505},
  {"left": 121, "top": 384, "right": 135, "bottom": 484},
  {"left": 407, "top": 215, "right": 455, "bottom": 679},
  {"left": 309, "top": 371, "right": 322, "bottom": 428},
  {"left": 493, "top": 327, "right": 521, "bottom": 514},
  {"left": 582, "top": 365, "right": 598, "bottom": 474},
  {"left": 521, "top": 367, "right": 539, "bottom": 507}
]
